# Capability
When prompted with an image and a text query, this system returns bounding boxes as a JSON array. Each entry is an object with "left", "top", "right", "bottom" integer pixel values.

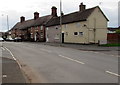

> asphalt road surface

[
  {"left": 0, "top": 42, "right": 26, "bottom": 83},
  {"left": 2, "top": 42, "right": 119, "bottom": 83}
]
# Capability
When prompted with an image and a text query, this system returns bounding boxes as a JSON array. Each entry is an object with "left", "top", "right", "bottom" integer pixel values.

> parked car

[
  {"left": 0, "top": 37, "right": 4, "bottom": 42},
  {"left": 6, "top": 37, "right": 14, "bottom": 41},
  {"left": 14, "top": 37, "right": 22, "bottom": 42},
  {"left": 5, "top": 37, "right": 14, "bottom": 41}
]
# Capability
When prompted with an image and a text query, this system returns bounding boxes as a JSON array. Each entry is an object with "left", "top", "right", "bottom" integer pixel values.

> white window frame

[
  {"left": 79, "top": 32, "right": 84, "bottom": 36},
  {"left": 41, "top": 26, "right": 43, "bottom": 30}
]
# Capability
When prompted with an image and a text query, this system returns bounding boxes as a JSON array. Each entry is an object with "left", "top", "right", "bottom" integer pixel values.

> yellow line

[{"left": 59, "top": 55, "right": 85, "bottom": 64}]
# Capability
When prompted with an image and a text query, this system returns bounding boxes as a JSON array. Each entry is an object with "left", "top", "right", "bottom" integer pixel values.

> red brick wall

[
  {"left": 107, "top": 33, "right": 120, "bottom": 43},
  {"left": 30, "top": 26, "right": 46, "bottom": 42}
]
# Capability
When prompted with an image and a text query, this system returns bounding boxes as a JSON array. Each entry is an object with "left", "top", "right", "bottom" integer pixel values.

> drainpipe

[
  {"left": 94, "top": 18, "right": 96, "bottom": 43},
  {"left": 84, "top": 25, "right": 89, "bottom": 44}
]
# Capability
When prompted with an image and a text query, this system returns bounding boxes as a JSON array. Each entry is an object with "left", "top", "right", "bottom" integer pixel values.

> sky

[{"left": 0, "top": 0, "right": 119, "bottom": 32}]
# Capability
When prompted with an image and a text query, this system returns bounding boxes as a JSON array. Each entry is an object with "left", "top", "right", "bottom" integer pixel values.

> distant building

[
  {"left": 46, "top": 3, "right": 109, "bottom": 44},
  {"left": 11, "top": 6, "right": 58, "bottom": 42},
  {"left": 107, "top": 27, "right": 120, "bottom": 33}
]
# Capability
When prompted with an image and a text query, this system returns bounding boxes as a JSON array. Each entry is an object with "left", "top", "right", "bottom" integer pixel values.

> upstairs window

[
  {"left": 79, "top": 32, "right": 84, "bottom": 36},
  {"left": 74, "top": 32, "right": 78, "bottom": 36}
]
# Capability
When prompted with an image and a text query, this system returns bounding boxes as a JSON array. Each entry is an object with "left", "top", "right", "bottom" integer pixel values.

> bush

[{"left": 116, "top": 29, "right": 120, "bottom": 34}]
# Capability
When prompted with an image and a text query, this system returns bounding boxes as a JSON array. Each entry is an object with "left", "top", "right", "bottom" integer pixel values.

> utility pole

[{"left": 60, "top": 0, "right": 62, "bottom": 43}]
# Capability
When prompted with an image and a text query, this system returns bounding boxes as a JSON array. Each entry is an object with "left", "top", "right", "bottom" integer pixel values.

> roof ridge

[{"left": 61, "top": 6, "right": 97, "bottom": 17}]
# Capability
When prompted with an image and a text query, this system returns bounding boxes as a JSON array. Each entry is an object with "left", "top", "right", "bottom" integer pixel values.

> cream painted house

[{"left": 46, "top": 3, "right": 109, "bottom": 44}]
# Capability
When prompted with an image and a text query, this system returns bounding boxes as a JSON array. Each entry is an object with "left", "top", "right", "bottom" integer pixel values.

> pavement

[
  {"left": 2, "top": 42, "right": 119, "bottom": 83},
  {"left": 26, "top": 42, "right": 119, "bottom": 57},
  {"left": 0, "top": 42, "right": 27, "bottom": 83},
  {"left": 42, "top": 42, "right": 119, "bottom": 51}
]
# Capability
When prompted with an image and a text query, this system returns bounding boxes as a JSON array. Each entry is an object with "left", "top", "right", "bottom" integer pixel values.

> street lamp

[
  {"left": 2, "top": 14, "right": 10, "bottom": 39},
  {"left": 2, "top": 14, "right": 9, "bottom": 31}
]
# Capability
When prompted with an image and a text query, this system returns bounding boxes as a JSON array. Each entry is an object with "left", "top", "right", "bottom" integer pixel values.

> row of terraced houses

[{"left": 10, "top": 3, "right": 109, "bottom": 44}]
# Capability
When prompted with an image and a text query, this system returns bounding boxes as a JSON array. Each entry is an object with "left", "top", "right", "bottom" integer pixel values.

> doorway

[{"left": 62, "top": 33, "right": 64, "bottom": 43}]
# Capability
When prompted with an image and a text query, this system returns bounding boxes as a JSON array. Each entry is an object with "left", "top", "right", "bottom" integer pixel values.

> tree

[{"left": 116, "top": 29, "right": 120, "bottom": 34}]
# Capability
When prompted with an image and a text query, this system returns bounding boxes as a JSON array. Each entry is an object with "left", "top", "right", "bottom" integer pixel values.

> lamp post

[
  {"left": 2, "top": 14, "right": 10, "bottom": 39},
  {"left": 2, "top": 14, "right": 9, "bottom": 31},
  {"left": 7, "top": 15, "right": 9, "bottom": 31}
]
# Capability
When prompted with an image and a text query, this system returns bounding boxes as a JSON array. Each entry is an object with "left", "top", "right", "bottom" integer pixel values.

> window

[
  {"left": 46, "top": 27, "right": 49, "bottom": 30},
  {"left": 55, "top": 34, "right": 59, "bottom": 39},
  {"left": 41, "top": 26, "right": 43, "bottom": 30},
  {"left": 74, "top": 32, "right": 78, "bottom": 36},
  {"left": 79, "top": 32, "right": 83, "bottom": 36}
]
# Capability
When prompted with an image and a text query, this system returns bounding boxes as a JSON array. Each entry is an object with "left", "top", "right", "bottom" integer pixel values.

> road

[
  {"left": 2, "top": 42, "right": 119, "bottom": 83},
  {"left": 0, "top": 42, "right": 26, "bottom": 83}
]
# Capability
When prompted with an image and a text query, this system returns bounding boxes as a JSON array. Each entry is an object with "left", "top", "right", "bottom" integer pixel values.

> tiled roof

[
  {"left": 12, "top": 15, "right": 53, "bottom": 30},
  {"left": 46, "top": 6, "right": 109, "bottom": 27},
  {"left": 46, "top": 6, "right": 97, "bottom": 27}
]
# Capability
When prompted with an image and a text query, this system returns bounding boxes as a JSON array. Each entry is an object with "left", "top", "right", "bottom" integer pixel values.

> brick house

[
  {"left": 11, "top": 6, "right": 57, "bottom": 42},
  {"left": 46, "top": 3, "right": 109, "bottom": 44}
]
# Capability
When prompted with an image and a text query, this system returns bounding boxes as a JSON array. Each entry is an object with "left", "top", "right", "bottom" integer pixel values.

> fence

[{"left": 107, "top": 33, "right": 120, "bottom": 44}]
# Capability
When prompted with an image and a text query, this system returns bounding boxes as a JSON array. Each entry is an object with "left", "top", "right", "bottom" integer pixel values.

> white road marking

[
  {"left": 59, "top": 55, "right": 85, "bottom": 64},
  {"left": 4, "top": 47, "right": 22, "bottom": 68},
  {"left": 4, "top": 47, "right": 14, "bottom": 58},
  {"left": 2, "top": 75, "right": 7, "bottom": 78},
  {"left": 106, "top": 71, "right": 120, "bottom": 77},
  {"left": 40, "top": 49, "right": 52, "bottom": 53},
  {"left": 1, "top": 47, "right": 5, "bottom": 50}
]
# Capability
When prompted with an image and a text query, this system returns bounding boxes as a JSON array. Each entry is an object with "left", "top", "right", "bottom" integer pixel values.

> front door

[{"left": 62, "top": 33, "right": 64, "bottom": 43}]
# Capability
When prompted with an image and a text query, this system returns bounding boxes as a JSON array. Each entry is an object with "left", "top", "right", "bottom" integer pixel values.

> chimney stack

[
  {"left": 20, "top": 16, "right": 25, "bottom": 23},
  {"left": 34, "top": 12, "right": 39, "bottom": 20},
  {"left": 79, "top": 3, "right": 86, "bottom": 11},
  {"left": 61, "top": 11, "right": 64, "bottom": 16},
  {"left": 51, "top": 6, "right": 57, "bottom": 17}
]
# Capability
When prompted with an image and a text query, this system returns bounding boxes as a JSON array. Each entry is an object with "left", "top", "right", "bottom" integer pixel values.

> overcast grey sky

[{"left": 0, "top": 0, "right": 119, "bottom": 32}]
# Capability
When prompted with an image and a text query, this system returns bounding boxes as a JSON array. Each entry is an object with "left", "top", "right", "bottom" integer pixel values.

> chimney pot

[
  {"left": 20, "top": 16, "right": 25, "bottom": 23},
  {"left": 79, "top": 2, "right": 86, "bottom": 11},
  {"left": 51, "top": 6, "right": 57, "bottom": 17},
  {"left": 34, "top": 12, "right": 39, "bottom": 20}
]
